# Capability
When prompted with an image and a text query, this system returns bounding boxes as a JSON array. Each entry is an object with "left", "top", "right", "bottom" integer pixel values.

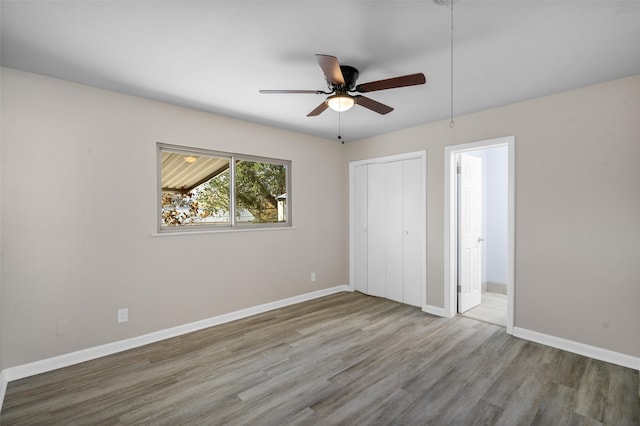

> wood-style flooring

[{"left": 2, "top": 291, "right": 638, "bottom": 425}]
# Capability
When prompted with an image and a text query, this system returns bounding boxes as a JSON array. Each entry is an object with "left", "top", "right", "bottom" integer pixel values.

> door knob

[{"left": 477, "top": 237, "right": 484, "bottom": 243}]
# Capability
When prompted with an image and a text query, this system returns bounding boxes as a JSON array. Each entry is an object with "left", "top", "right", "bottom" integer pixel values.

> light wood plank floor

[{"left": 2, "top": 291, "right": 638, "bottom": 425}]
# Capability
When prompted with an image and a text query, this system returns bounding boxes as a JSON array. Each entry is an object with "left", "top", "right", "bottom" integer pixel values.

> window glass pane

[
  {"left": 159, "top": 144, "right": 291, "bottom": 232},
  {"left": 161, "top": 150, "right": 231, "bottom": 227},
  {"left": 235, "top": 159, "right": 288, "bottom": 224}
]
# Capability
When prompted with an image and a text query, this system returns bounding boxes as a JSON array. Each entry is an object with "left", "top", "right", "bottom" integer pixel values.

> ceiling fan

[{"left": 259, "top": 54, "right": 426, "bottom": 117}]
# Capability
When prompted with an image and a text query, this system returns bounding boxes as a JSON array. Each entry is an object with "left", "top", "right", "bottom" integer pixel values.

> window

[{"left": 158, "top": 144, "right": 291, "bottom": 232}]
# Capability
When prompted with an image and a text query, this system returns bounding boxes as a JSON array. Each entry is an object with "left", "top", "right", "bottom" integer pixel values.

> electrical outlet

[
  {"left": 57, "top": 320, "right": 70, "bottom": 336},
  {"left": 311, "top": 272, "right": 316, "bottom": 282},
  {"left": 117, "top": 308, "right": 128, "bottom": 323}
]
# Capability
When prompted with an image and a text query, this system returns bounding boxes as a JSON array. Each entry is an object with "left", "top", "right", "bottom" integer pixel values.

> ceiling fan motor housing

[{"left": 338, "top": 65, "right": 359, "bottom": 90}]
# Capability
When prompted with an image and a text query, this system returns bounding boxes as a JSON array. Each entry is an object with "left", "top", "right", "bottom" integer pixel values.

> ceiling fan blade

[
  {"left": 355, "top": 73, "right": 426, "bottom": 93},
  {"left": 259, "top": 90, "right": 324, "bottom": 94},
  {"left": 315, "top": 54, "right": 345, "bottom": 86},
  {"left": 354, "top": 95, "right": 394, "bottom": 115},
  {"left": 307, "top": 101, "right": 329, "bottom": 117}
]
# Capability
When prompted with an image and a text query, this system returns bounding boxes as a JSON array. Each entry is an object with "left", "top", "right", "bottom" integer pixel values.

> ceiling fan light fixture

[{"left": 326, "top": 94, "right": 355, "bottom": 112}]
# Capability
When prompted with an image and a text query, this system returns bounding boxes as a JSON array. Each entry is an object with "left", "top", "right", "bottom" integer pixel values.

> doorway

[{"left": 444, "top": 137, "right": 515, "bottom": 333}]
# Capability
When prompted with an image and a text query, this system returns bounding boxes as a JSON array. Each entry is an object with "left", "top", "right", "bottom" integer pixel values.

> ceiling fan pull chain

[
  {"left": 338, "top": 110, "right": 344, "bottom": 143},
  {"left": 449, "top": 0, "right": 455, "bottom": 128}
]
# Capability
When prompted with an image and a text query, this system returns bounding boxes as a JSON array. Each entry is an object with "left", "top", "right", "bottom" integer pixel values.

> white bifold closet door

[
  {"left": 354, "top": 164, "right": 369, "bottom": 295},
  {"left": 402, "top": 158, "right": 423, "bottom": 305},
  {"left": 354, "top": 158, "right": 423, "bottom": 307}
]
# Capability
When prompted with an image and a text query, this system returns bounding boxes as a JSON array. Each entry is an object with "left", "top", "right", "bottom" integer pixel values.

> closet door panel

[
  {"left": 385, "top": 161, "right": 404, "bottom": 303},
  {"left": 367, "top": 163, "right": 387, "bottom": 298},
  {"left": 355, "top": 154, "right": 425, "bottom": 306},
  {"left": 403, "top": 158, "right": 423, "bottom": 307},
  {"left": 354, "top": 165, "right": 368, "bottom": 294}
]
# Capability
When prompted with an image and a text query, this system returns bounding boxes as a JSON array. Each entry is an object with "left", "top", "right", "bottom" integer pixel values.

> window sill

[{"left": 150, "top": 226, "right": 296, "bottom": 237}]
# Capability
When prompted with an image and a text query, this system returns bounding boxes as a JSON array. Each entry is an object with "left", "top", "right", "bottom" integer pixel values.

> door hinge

[
  {"left": 456, "top": 164, "right": 461, "bottom": 174},
  {"left": 457, "top": 284, "right": 462, "bottom": 292}
]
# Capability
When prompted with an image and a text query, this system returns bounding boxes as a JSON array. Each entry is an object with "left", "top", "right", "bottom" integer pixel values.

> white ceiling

[{"left": 1, "top": 1, "right": 639, "bottom": 142}]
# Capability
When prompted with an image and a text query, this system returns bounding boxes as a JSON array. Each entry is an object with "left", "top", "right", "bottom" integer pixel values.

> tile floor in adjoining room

[{"left": 461, "top": 291, "right": 507, "bottom": 327}]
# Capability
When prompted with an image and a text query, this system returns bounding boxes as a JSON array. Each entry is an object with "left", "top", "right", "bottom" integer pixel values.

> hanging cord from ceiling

[
  {"left": 449, "top": 0, "right": 455, "bottom": 128},
  {"left": 434, "top": 0, "right": 455, "bottom": 127}
]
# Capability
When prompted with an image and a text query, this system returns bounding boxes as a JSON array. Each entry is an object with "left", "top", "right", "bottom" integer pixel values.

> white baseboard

[
  {"left": 422, "top": 304, "right": 451, "bottom": 318},
  {"left": 1, "top": 285, "right": 350, "bottom": 387},
  {"left": 0, "top": 371, "right": 7, "bottom": 412},
  {"left": 512, "top": 327, "right": 640, "bottom": 371},
  {"left": 3, "top": 288, "right": 635, "bottom": 413}
]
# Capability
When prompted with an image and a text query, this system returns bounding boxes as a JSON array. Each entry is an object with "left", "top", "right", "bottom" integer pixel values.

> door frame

[
  {"left": 444, "top": 136, "right": 515, "bottom": 334},
  {"left": 349, "top": 151, "right": 427, "bottom": 307}
]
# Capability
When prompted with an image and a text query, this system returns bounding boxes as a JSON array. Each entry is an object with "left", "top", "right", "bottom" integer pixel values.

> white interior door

[
  {"left": 367, "top": 163, "right": 387, "bottom": 298},
  {"left": 458, "top": 153, "right": 483, "bottom": 313},
  {"left": 354, "top": 164, "right": 368, "bottom": 294},
  {"left": 385, "top": 161, "right": 404, "bottom": 303},
  {"left": 402, "top": 158, "right": 423, "bottom": 307},
  {"left": 367, "top": 161, "right": 404, "bottom": 301},
  {"left": 352, "top": 153, "right": 426, "bottom": 308}
]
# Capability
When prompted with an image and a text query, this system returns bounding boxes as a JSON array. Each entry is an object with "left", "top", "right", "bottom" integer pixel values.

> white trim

[
  {"left": 3, "top": 287, "right": 636, "bottom": 411},
  {"left": 349, "top": 150, "right": 427, "bottom": 168},
  {"left": 513, "top": 327, "right": 640, "bottom": 371},
  {"left": 348, "top": 151, "right": 428, "bottom": 307},
  {"left": 444, "top": 136, "right": 516, "bottom": 331},
  {"left": 422, "top": 304, "right": 449, "bottom": 317},
  {"left": 506, "top": 143, "right": 515, "bottom": 334},
  {"left": 1, "top": 285, "right": 350, "bottom": 385},
  {"left": 0, "top": 371, "right": 7, "bottom": 412},
  {"left": 151, "top": 226, "right": 296, "bottom": 237}
]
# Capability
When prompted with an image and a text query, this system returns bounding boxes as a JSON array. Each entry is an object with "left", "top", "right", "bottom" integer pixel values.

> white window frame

[{"left": 157, "top": 143, "right": 292, "bottom": 234}]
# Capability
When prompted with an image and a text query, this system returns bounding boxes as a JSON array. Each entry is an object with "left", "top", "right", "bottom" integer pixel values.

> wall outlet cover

[{"left": 117, "top": 308, "right": 129, "bottom": 323}]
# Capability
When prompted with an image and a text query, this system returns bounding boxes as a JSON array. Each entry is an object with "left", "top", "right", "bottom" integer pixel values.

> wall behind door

[{"left": 485, "top": 147, "right": 508, "bottom": 289}]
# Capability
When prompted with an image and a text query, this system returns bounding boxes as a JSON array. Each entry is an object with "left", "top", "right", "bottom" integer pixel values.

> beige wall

[
  {"left": 0, "top": 68, "right": 3, "bottom": 374},
  {"left": 344, "top": 74, "right": 640, "bottom": 358},
  {"left": 1, "top": 67, "right": 638, "bottom": 369},
  {"left": 0, "top": 68, "right": 348, "bottom": 368}
]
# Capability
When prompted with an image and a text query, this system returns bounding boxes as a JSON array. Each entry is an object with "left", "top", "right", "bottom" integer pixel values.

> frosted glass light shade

[{"left": 326, "top": 95, "right": 355, "bottom": 112}]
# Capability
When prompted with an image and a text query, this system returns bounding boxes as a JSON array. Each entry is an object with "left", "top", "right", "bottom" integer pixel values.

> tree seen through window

[{"left": 160, "top": 147, "right": 289, "bottom": 229}]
